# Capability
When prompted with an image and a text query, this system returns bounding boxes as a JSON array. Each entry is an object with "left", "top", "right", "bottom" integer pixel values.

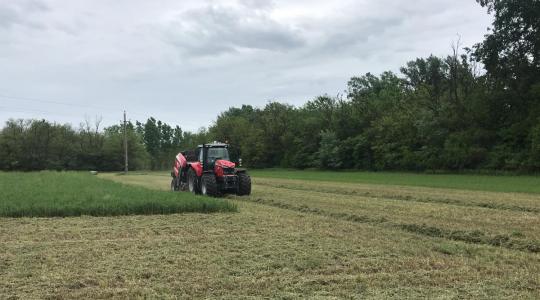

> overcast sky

[{"left": 0, "top": 0, "right": 492, "bottom": 131}]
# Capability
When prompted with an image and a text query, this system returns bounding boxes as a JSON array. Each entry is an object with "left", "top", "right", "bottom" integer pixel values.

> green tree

[
  {"left": 474, "top": 0, "right": 540, "bottom": 170},
  {"left": 317, "top": 130, "right": 342, "bottom": 169},
  {"left": 103, "top": 122, "right": 150, "bottom": 171}
]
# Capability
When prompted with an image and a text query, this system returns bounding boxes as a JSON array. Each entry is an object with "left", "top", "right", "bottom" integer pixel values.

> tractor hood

[{"left": 215, "top": 159, "right": 236, "bottom": 168}]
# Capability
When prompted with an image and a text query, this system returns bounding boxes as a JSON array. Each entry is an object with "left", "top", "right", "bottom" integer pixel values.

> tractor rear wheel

[
  {"left": 237, "top": 172, "right": 251, "bottom": 196},
  {"left": 187, "top": 168, "right": 200, "bottom": 194},
  {"left": 201, "top": 174, "right": 219, "bottom": 197}
]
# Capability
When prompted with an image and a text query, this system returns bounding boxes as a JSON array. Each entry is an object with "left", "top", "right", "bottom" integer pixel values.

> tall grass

[
  {"left": 0, "top": 172, "right": 236, "bottom": 217},
  {"left": 250, "top": 169, "right": 540, "bottom": 194}
]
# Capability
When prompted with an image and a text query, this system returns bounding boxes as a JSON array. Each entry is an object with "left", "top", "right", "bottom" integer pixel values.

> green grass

[
  {"left": 250, "top": 168, "right": 540, "bottom": 194},
  {"left": 0, "top": 171, "right": 236, "bottom": 217}
]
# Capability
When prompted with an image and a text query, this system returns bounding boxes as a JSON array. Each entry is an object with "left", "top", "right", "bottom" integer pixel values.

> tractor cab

[{"left": 198, "top": 142, "right": 231, "bottom": 170}]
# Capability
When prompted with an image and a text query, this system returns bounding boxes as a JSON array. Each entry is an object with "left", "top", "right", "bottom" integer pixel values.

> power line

[
  {"left": 0, "top": 106, "right": 84, "bottom": 118},
  {"left": 0, "top": 93, "right": 118, "bottom": 111},
  {"left": 0, "top": 104, "right": 183, "bottom": 127},
  {"left": 0, "top": 105, "right": 119, "bottom": 120},
  {"left": 0, "top": 92, "right": 171, "bottom": 120},
  {"left": 0, "top": 92, "right": 188, "bottom": 128}
]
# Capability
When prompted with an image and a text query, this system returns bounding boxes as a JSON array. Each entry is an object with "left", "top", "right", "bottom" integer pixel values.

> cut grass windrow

[
  {"left": 236, "top": 196, "right": 540, "bottom": 253},
  {"left": 255, "top": 180, "right": 540, "bottom": 214}
]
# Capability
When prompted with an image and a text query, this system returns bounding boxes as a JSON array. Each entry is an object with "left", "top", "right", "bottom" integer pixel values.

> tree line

[
  {"left": 0, "top": 117, "right": 210, "bottom": 171},
  {"left": 1, "top": 0, "right": 539, "bottom": 172},
  {"left": 208, "top": 0, "right": 540, "bottom": 172}
]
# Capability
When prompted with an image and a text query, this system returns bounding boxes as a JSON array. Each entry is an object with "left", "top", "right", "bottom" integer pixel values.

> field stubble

[{"left": 0, "top": 172, "right": 539, "bottom": 298}]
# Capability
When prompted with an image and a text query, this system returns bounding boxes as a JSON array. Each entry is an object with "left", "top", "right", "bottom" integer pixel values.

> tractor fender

[{"left": 189, "top": 162, "right": 203, "bottom": 177}]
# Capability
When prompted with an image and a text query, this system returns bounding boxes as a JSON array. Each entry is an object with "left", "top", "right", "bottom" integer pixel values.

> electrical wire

[
  {"left": 0, "top": 93, "right": 119, "bottom": 111},
  {"left": 0, "top": 92, "right": 184, "bottom": 128}
]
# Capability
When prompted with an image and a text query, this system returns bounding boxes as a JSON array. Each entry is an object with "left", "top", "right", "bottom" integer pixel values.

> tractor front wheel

[
  {"left": 237, "top": 172, "right": 251, "bottom": 196},
  {"left": 201, "top": 174, "right": 219, "bottom": 197},
  {"left": 187, "top": 168, "right": 200, "bottom": 194},
  {"left": 171, "top": 178, "right": 178, "bottom": 191}
]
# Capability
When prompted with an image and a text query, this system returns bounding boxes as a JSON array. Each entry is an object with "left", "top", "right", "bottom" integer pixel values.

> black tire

[
  {"left": 171, "top": 178, "right": 179, "bottom": 191},
  {"left": 237, "top": 172, "right": 251, "bottom": 196},
  {"left": 187, "top": 168, "right": 200, "bottom": 194},
  {"left": 179, "top": 169, "right": 188, "bottom": 191},
  {"left": 179, "top": 181, "right": 188, "bottom": 191},
  {"left": 201, "top": 174, "right": 220, "bottom": 197}
]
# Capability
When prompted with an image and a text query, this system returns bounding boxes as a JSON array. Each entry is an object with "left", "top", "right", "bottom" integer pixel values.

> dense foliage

[
  {"left": 0, "top": 118, "right": 208, "bottom": 171},
  {"left": 0, "top": 0, "right": 538, "bottom": 172}
]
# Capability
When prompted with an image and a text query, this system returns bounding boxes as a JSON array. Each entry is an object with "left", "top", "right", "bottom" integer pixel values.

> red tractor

[{"left": 170, "top": 142, "right": 251, "bottom": 197}]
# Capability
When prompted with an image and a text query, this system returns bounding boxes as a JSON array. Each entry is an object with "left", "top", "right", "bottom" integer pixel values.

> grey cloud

[
  {"left": 163, "top": 3, "right": 305, "bottom": 56},
  {"left": 0, "top": 0, "right": 48, "bottom": 29},
  {"left": 21, "top": 0, "right": 49, "bottom": 12},
  {"left": 0, "top": 0, "right": 493, "bottom": 132},
  {"left": 0, "top": 5, "right": 21, "bottom": 29},
  {"left": 239, "top": 0, "right": 275, "bottom": 10},
  {"left": 295, "top": 0, "right": 480, "bottom": 63},
  {"left": 317, "top": 16, "right": 404, "bottom": 58}
]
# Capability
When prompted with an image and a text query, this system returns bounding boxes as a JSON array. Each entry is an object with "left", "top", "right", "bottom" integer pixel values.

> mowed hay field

[{"left": 1, "top": 171, "right": 539, "bottom": 298}]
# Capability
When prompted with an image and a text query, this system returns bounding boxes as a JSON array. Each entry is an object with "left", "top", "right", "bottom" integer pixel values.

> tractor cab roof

[{"left": 198, "top": 142, "right": 228, "bottom": 148}]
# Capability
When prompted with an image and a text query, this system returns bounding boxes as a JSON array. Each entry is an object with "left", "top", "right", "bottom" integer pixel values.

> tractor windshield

[{"left": 207, "top": 147, "right": 230, "bottom": 163}]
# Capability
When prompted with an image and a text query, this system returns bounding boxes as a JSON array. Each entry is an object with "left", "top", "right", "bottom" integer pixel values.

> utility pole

[{"left": 123, "top": 110, "right": 128, "bottom": 174}]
